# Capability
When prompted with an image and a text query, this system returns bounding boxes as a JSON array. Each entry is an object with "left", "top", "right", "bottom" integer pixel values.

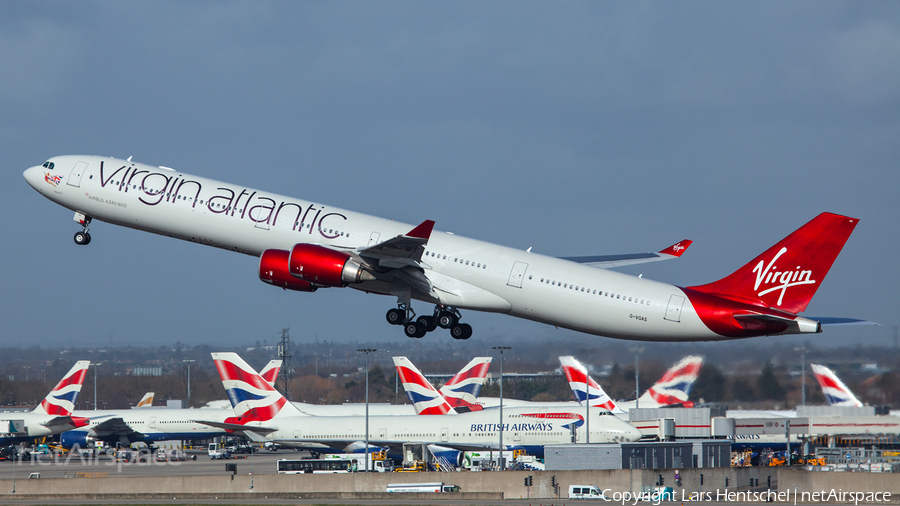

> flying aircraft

[
  {"left": 202, "top": 352, "right": 641, "bottom": 459},
  {"left": 0, "top": 361, "right": 91, "bottom": 444},
  {"left": 24, "top": 155, "right": 867, "bottom": 341},
  {"left": 810, "top": 364, "right": 864, "bottom": 407}
]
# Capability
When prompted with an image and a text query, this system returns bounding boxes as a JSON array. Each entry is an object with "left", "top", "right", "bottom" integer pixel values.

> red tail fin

[{"left": 688, "top": 213, "right": 858, "bottom": 313}]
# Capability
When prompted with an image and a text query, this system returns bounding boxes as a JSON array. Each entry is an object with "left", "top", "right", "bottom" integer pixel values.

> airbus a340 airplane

[{"left": 24, "top": 155, "right": 866, "bottom": 341}]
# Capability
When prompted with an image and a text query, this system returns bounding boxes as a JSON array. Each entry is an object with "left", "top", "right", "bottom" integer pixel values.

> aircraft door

[
  {"left": 379, "top": 428, "right": 387, "bottom": 439},
  {"left": 507, "top": 262, "right": 528, "bottom": 288},
  {"left": 66, "top": 161, "right": 88, "bottom": 188},
  {"left": 294, "top": 430, "right": 300, "bottom": 438},
  {"left": 149, "top": 417, "right": 157, "bottom": 429},
  {"left": 665, "top": 295, "right": 685, "bottom": 322},
  {"left": 250, "top": 207, "right": 270, "bottom": 230},
  {"left": 441, "top": 428, "right": 449, "bottom": 442},
  {"left": 368, "top": 232, "right": 381, "bottom": 246}
]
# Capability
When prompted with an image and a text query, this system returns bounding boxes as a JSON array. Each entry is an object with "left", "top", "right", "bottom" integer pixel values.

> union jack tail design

[
  {"left": 393, "top": 357, "right": 457, "bottom": 415},
  {"left": 259, "top": 360, "right": 282, "bottom": 387},
  {"left": 32, "top": 360, "right": 91, "bottom": 416},
  {"left": 211, "top": 352, "right": 297, "bottom": 423},
  {"left": 559, "top": 356, "right": 625, "bottom": 414},
  {"left": 811, "top": 364, "right": 863, "bottom": 407},
  {"left": 439, "top": 357, "right": 491, "bottom": 409},
  {"left": 136, "top": 392, "right": 155, "bottom": 408},
  {"left": 638, "top": 355, "right": 704, "bottom": 407}
]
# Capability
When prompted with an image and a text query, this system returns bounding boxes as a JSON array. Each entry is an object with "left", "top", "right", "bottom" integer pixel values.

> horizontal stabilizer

[{"left": 807, "top": 317, "right": 881, "bottom": 326}]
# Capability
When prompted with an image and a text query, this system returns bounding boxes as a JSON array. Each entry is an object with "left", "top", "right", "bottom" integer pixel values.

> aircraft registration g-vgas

[{"left": 24, "top": 155, "right": 869, "bottom": 342}]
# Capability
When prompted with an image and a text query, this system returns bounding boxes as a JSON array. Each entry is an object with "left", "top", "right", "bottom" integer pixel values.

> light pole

[
  {"left": 629, "top": 347, "right": 643, "bottom": 409},
  {"left": 358, "top": 348, "right": 376, "bottom": 472},
  {"left": 795, "top": 345, "right": 808, "bottom": 406},
  {"left": 183, "top": 359, "right": 195, "bottom": 408},
  {"left": 585, "top": 366, "right": 590, "bottom": 444},
  {"left": 492, "top": 346, "right": 510, "bottom": 470},
  {"left": 90, "top": 362, "right": 102, "bottom": 410}
]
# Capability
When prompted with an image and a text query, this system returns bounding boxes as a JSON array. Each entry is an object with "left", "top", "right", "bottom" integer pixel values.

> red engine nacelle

[
  {"left": 259, "top": 249, "right": 318, "bottom": 292},
  {"left": 289, "top": 243, "right": 373, "bottom": 287}
]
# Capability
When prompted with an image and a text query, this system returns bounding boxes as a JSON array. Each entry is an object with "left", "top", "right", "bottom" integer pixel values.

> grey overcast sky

[{"left": 3, "top": 1, "right": 898, "bottom": 350}]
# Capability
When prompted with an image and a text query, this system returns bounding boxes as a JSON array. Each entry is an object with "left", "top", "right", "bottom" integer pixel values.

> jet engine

[
  {"left": 259, "top": 249, "right": 317, "bottom": 292},
  {"left": 289, "top": 244, "right": 374, "bottom": 287},
  {"left": 59, "top": 430, "right": 94, "bottom": 450}
]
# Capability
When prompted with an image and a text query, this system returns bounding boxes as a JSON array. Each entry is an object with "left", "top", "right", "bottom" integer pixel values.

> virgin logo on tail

[{"left": 752, "top": 247, "right": 816, "bottom": 306}]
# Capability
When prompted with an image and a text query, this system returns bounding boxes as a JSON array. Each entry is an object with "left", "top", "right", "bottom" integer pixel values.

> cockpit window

[{"left": 42, "top": 161, "right": 55, "bottom": 170}]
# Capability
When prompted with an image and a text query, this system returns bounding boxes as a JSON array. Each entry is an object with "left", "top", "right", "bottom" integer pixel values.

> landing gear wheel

[
  {"left": 386, "top": 308, "right": 406, "bottom": 325},
  {"left": 74, "top": 231, "right": 91, "bottom": 245},
  {"left": 405, "top": 321, "right": 427, "bottom": 338},
  {"left": 450, "top": 323, "right": 472, "bottom": 340},
  {"left": 416, "top": 316, "right": 437, "bottom": 332},
  {"left": 438, "top": 311, "right": 458, "bottom": 329}
]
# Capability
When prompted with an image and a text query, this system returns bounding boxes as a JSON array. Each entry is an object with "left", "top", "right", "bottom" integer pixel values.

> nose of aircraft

[{"left": 23, "top": 165, "right": 43, "bottom": 190}]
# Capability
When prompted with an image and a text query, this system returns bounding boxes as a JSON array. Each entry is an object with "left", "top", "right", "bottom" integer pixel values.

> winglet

[
  {"left": 659, "top": 240, "right": 692, "bottom": 258},
  {"left": 406, "top": 220, "right": 435, "bottom": 240}
]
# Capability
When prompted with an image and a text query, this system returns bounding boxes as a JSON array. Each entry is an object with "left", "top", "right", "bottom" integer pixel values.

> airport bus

[{"left": 276, "top": 458, "right": 355, "bottom": 474}]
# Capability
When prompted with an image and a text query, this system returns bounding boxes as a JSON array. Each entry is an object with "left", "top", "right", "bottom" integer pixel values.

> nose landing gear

[
  {"left": 73, "top": 213, "right": 92, "bottom": 245},
  {"left": 385, "top": 304, "right": 472, "bottom": 340}
]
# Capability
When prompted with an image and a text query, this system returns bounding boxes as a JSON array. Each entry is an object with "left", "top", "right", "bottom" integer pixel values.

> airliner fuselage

[{"left": 23, "top": 155, "right": 854, "bottom": 342}]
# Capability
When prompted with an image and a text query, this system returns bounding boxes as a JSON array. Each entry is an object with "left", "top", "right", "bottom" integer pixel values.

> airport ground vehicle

[
  {"left": 323, "top": 452, "right": 393, "bottom": 472},
  {"left": 156, "top": 449, "right": 188, "bottom": 462},
  {"left": 277, "top": 458, "right": 354, "bottom": 474},
  {"left": 569, "top": 485, "right": 608, "bottom": 499},
  {"left": 207, "top": 443, "right": 231, "bottom": 460},
  {"left": 386, "top": 482, "right": 460, "bottom": 493}
]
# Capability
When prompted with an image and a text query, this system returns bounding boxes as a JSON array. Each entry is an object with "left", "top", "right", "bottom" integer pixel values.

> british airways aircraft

[
  {"left": 810, "top": 364, "right": 864, "bottom": 407},
  {"left": 204, "top": 353, "right": 641, "bottom": 459},
  {"left": 0, "top": 361, "right": 91, "bottom": 444},
  {"left": 560, "top": 355, "right": 703, "bottom": 411},
  {"left": 24, "top": 155, "right": 864, "bottom": 341}
]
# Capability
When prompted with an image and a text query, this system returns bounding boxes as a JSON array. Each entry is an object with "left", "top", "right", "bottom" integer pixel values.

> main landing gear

[
  {"left": 385, "top": 305, "right": 472, "bottom": 340},
  {"left": 73, "top": 213, "right": 92, "bottom": 245}
]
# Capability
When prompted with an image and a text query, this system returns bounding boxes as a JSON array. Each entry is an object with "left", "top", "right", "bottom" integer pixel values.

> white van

[{"left": 569, "top": 485, "right": 608, "bottom": 500}]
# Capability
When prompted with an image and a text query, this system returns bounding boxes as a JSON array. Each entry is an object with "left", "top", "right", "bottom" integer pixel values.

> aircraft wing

[
  {"left": 561, "top": 240, "right": 692, "bottom": 269},
  {"left": 89, "top": 417, "right": 143, "bottom": 439},
  {"left": 193, "top": 420, "right": 278, "bottom": 436},
  {"left": 357, "top": 220, "right": 435, "bottom": 269}
]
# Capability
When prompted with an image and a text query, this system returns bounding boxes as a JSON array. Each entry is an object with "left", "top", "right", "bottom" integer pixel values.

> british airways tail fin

[
  {"left": 392, "top": 357, "right": 457, "bottom": 415},
  {"left": 259, "top": 359, "right": 282, "bottom": 387},
  {"left": 811, "top": 364, "right": 863, "bottom": 407},
  {"left": 135, "top": 392, "right": 155, "bottom": 408},
  {"left": 439, "top": 357, "right": 491, "bottom": 410},
  {"left": 211, "top": 352, "right": 301, "bottom": 422},
  {"left": 32, "top": 360, "right": 90, "bottom": 416},
  {"left": 558, "top": 356, "right": 625, "bottom": 414},
  {"left": 688, "top": 213, "right": 858, "bottom": 314},
  {"left": 638, "top": 355, "right": 703, "bottom": 408}
]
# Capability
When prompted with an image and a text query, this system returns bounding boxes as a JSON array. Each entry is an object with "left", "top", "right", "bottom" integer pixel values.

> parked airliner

[
  {"left": 204, "top": 353, "right": 642, "bottom": 459},
  {"left": 24, "top": 155, "right": 866, "bottom": 341},
  {"left": 0, "top": 361, "right": 91, "bottom": 444}
]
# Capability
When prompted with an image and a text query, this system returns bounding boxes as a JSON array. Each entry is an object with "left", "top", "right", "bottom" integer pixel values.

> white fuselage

[
  {"left": 260, "top": 405, "right": 641, "bottom": 450},
  {"left": 0, "top": 412, "right": 77, "bottom": 441},
  {"left": 24, "top": 155, "right": 722, "bottom": 341},
  {"left": 71, "top": 407, "right": 233, "bottom": 442}
]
